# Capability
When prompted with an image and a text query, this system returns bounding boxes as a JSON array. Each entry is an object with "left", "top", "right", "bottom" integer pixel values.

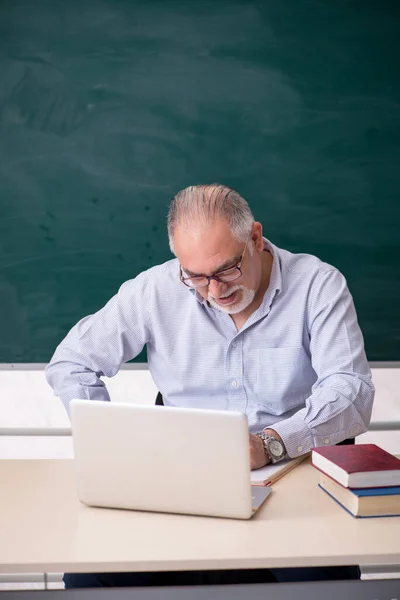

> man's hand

[{"left": 249, "top": 433, "right": 270, "bottom": 470}]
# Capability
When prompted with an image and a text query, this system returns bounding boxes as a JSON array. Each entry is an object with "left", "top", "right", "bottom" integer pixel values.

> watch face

[{"left": 268, "top": 439, "right": 285, "bottom": 458}]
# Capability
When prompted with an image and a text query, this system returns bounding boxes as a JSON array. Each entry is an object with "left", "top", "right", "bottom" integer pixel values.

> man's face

[{"left": 173, "top": 219, "right": 264, "bottom": 317}]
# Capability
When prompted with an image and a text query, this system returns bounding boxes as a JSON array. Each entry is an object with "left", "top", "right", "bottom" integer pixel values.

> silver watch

[{"left": 257, "top": 432, "right": 287, "bottom": 463}]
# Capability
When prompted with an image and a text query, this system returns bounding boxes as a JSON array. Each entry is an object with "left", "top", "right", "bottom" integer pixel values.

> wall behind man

[
  {"left": 1, "top": 0, "right": 400, "bottom": 363},
  {"left": 0, "top": 367, "right": 399, "bottom": 458}
]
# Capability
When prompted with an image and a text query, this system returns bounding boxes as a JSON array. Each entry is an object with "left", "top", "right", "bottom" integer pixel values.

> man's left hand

[{"left": 249, "top": 433, "right": 270, "bottom": 470}]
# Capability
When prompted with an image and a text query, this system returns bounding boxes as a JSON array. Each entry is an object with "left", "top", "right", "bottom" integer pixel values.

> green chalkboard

[{"left": 0, "top": 0, "right": 399, "bottom": 362}]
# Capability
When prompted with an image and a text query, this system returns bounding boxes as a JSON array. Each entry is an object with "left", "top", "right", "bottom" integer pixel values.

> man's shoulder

[
  {"left": 119, "top": 258, "right": 182, "bottom": 295},
  {"left": 274, "top": 243, "right": 338, "bottom": 277},
  {"left": 146, "top": 258, "right": 181, "bottom": 281}
]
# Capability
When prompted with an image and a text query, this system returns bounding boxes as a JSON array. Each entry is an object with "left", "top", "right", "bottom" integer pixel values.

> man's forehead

[
  {"left": 174, "top": 219, "right": 237, "bottom": 248},
  {"left": 178, "top": 243, "right": 243, "bottom": 276},
  {"left": 173, "top": 220, "right": 243, "bottom": 272}
]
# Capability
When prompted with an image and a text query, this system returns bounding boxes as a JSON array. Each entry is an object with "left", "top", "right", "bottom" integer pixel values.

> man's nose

[{"left": 208, "top": 278, "right": 228, "bottom": 297}]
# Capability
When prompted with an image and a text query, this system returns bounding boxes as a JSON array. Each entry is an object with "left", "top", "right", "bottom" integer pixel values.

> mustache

[{"left": 208, "top": 285, "right": 242, "bottom": 300}]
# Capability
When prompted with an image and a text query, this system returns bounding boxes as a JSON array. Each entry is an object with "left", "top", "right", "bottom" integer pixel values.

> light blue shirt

[{"left": 45, "top": 238, "right": 374, "bottom": 458}]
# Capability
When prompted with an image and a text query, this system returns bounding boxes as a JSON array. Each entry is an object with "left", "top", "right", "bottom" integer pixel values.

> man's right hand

[{"left": 249, "top": 433, "right": 270, "bottom": 470}]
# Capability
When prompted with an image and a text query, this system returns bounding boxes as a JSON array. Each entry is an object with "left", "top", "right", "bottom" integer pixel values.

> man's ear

[{"left": 251, "top": 222, "right": 264, "bottom": 252}]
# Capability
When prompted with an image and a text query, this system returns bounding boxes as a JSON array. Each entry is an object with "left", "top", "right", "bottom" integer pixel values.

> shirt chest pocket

[{"left": 256, "top": 347, "right": 312, "bottom": 415}]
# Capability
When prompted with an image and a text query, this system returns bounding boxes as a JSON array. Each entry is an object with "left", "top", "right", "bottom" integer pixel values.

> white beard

[{"left": 208, "top": 284, "right": 256, "bottom": 315}]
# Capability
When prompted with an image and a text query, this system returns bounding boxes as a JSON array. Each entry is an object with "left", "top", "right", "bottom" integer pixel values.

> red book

[{"left": 312, "top": 444, "right": 400, "bottom": 488}]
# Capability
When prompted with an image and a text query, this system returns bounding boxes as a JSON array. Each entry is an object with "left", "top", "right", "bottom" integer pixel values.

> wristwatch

[{"left": 257, "top": 432, "right": 288, "bottom": 464}]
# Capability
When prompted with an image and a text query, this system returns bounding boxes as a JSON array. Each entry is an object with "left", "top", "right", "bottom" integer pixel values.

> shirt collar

[{"left": 263, "top": 237, "right": 282, "bottom": 297}]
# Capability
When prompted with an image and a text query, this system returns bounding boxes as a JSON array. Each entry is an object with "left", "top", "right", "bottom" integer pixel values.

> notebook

[{"left": 251, "top": 454, "right": 309, "bottom": 486}]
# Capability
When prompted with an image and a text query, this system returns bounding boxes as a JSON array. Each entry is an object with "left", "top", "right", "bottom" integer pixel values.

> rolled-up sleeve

[
  {"left": 272, "top": 269, "right": 375, "bottom": 457},
  {"left": 45, "top": 273, "right": 151, "bottom": 415}
]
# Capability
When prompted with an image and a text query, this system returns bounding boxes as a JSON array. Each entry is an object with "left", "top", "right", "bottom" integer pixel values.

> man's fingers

[
  {"left": 249, "top": 442, "right": 258, "bottom": 469},
  {"left": 249, "top": 434, "right": 268, "bottom": 470}
]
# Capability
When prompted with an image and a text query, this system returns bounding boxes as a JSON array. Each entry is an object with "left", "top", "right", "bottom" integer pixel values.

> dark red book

[{"left": 312, "top": 444, "right": 400, "bottom": 488}]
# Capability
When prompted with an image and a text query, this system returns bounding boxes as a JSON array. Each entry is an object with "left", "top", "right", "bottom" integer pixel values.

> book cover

[
  {"left": 318, "top": 482, "right": 400, "bottom": 519},
  {"left": 251, "top": 454, "right": 309, "bottom": 486},
  {"left": 312, "top": 444, "right": 400, "bottom": 488},
  {"left": 352, "top": 485, "right": 400, "bottom": 497},
  {"left": 320, "top": 471, "right": 400, "bottom": 496}
]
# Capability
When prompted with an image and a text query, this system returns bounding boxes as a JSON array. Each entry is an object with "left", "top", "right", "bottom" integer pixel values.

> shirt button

[
  {"left": 231, "top": 380, "right": 238, "bottom": 388},
  {"left": 232, "top": 342, "right": 237, "bottom": 349},
  {"left": 323, "top": 438, "right": 330, "bottom": 444},
  {"left": 297, "top": 446, "right": 303, "bottom": 453}
]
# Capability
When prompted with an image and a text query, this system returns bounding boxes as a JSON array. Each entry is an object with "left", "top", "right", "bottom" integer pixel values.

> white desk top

[{"left": 1, "top": 459, "right": 399, "bottom": 574}]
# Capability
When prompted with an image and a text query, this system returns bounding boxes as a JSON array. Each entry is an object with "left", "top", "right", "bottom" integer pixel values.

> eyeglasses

[{"left": 180, "top": 243, "right": 248, "bottom": 289}]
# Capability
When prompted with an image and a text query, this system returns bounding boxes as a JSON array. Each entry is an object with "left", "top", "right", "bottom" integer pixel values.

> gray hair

[{"left": 168, "top": 183, "right": 255, "bottom": 254}]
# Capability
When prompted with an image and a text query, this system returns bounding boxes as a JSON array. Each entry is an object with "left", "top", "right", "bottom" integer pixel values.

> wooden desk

[{"left": 1, "top": 459, "right": 399, "bottom": 574}]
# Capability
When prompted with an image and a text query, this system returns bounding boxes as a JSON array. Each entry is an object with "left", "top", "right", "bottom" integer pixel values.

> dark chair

[{"left": 337, "top": 437, "right": 355, "bottom": 445}]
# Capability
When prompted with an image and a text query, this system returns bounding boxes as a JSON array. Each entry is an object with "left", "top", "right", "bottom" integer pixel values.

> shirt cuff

[
  {"left": 59, "top": 385, "right": 111, "bottom": 417},
  {"left": 268, "top": 412, "right": 313, "bottom": 458}
]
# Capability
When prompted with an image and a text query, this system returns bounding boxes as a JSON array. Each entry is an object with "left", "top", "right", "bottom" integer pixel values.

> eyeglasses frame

[{"left": 179, "top": 242, "right": 248, "bottom": 289}]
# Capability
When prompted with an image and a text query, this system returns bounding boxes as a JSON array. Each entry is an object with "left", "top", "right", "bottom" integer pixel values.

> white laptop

[{"left": 70, "top": 400, "right": 272, "bottom": 520}]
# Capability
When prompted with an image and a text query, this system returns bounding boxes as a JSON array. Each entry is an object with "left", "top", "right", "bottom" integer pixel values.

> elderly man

[{"left": 46, "top": 183, "right": 374, "bottom": 587}]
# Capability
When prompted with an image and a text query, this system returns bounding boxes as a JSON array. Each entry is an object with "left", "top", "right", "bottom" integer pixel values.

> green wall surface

[{"left": 1, "top": 0, "right": 399, "bottom": 361}]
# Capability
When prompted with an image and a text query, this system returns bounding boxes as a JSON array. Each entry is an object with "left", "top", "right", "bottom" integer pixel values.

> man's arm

[
  {"left": 45, "top": 274, "right": 151, "bottom": 416},
  {"left": 268, "top": 269, "right": 375, "bottom": 458}
]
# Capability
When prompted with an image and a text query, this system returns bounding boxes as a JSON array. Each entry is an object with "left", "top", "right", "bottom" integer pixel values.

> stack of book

[{"left": 311, "top": 444, "right": 400, "bottom": 518}]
